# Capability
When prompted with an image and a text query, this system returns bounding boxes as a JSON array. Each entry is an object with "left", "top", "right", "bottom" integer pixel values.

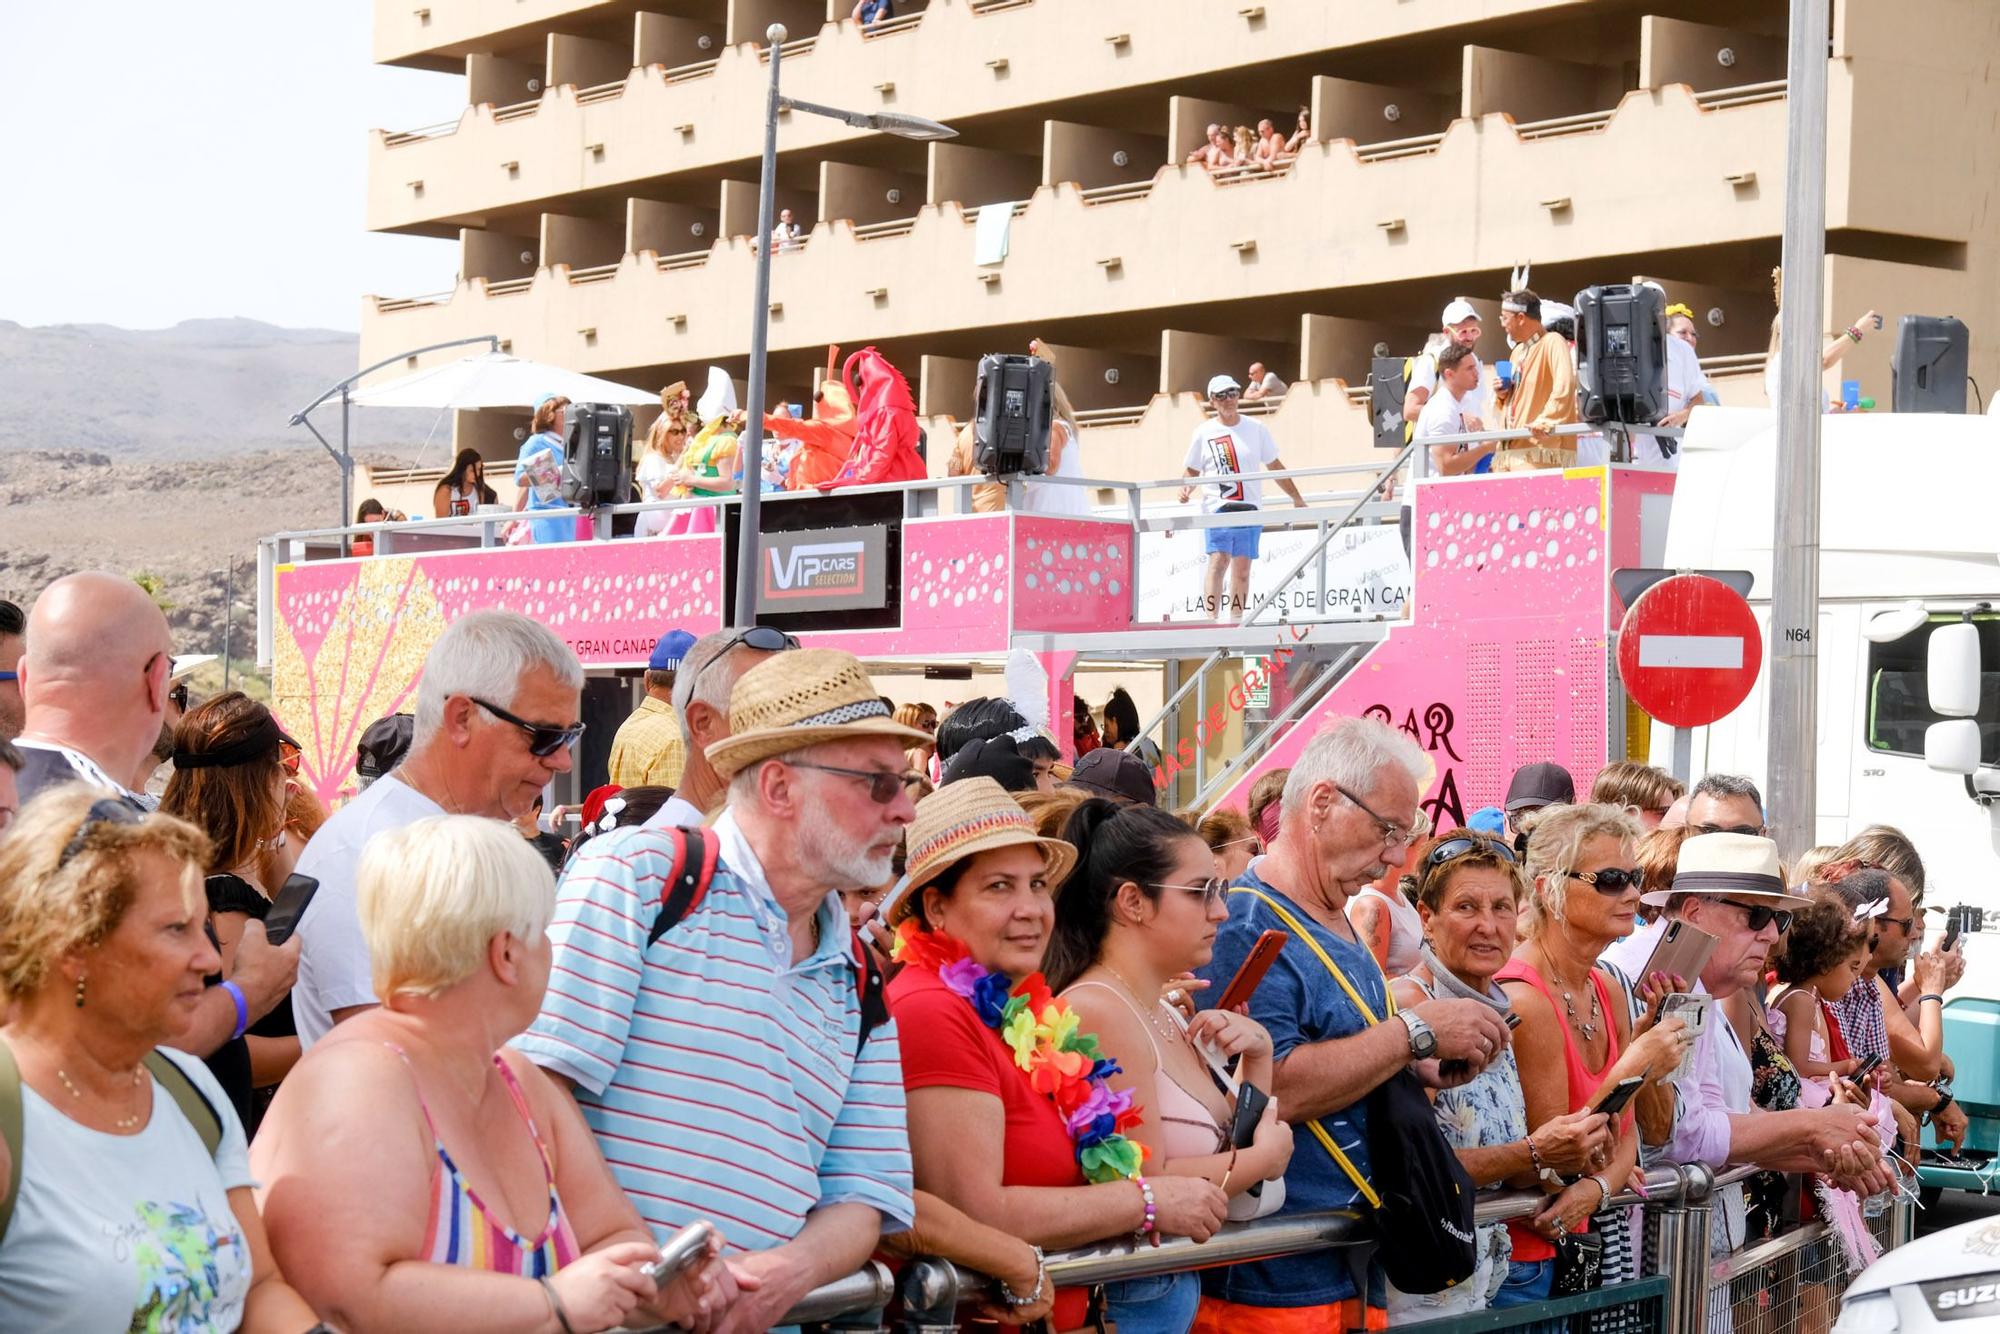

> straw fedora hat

[
  {"left": 705, "top": 648, "right": 930, "bottom": 780},
  {"left": 888, "top": 777, "right": 1079, "bottom": 926},
  {"left": 1638, "top": 832, "right": 1812, "bottom": 909}
]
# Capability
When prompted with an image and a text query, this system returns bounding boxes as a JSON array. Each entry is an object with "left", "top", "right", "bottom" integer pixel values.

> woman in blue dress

[{"left": 514, "top": 394, "right": 574, "bottom": 545}]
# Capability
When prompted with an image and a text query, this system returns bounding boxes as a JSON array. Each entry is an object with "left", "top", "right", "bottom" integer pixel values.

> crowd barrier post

[{"left": 895, "top": 1256, "right": 967, "bottom": 1334}]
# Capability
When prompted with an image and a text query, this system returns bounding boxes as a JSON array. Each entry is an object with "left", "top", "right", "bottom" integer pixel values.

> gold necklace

[
  {"left": 55, "top": 1065, "right": 147, "bottom": 1131},
  {"left": 1101, "top": 964, "right": 1186, "bottom": 1047}
]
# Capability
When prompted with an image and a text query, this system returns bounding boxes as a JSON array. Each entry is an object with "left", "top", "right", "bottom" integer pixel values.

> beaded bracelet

[
  {"left": 1134, "top": 1174, "right": 1159, "bottom": 1247},
  {"left": 1847, "top": 326, "right": 1865, "bottom": 343},
  {"left": 1001, "top": 1246, "right": 1048, "bottom": 1308}
]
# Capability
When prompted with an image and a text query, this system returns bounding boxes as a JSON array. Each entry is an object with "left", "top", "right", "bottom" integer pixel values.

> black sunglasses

[
  {"left": 685, "top": 626, "right": 801, "bottom": 699},
  {"left": 1692, "top": 823, "right": 1766, "bottom": 838},
  {"left": 471, "top": 697, "right": 585, "bottom": 757},
  {"left": 1566, "top": 866, "right": 1644, "bottom": 893},
  {"left": 789, "top": 761, "right": 913, "bottom": 804},
  {"left": 1425, "top": 835, "right": 1518, "bottom": 870},
  {"left": 1719, "top": 898, "right": 1793, "bottom": 933},
  {"left": 170, "top": 683, "right": 191, "bottom": 713},
  {"left": 57, "top": 796, "right": 148, "bottom": 868}
]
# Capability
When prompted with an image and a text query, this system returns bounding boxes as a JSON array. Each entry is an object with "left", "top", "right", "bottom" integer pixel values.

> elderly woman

[
  {"left": 1197, "top": 807, "right": 1260, "bottom": 881},
  {"left": 889, "top": 779, "right": 1230, "bottom": 1332},
  {"left": 0, "top": 787, "right": 319, "bottom": 1330},
  {"left": 1385, "top": 831, "right": 1615, "bottom": 1318},
  {"left": 253, "top": 815, "right": 739, "bottom": 1333},
  {"left": 515, "top": 394, "right": 575, "bottom": 545},
  {"left": 160, "top": 692, "right": 304, "bottom": 1131},
  {"left": 1049, "top": 797, "right": 1294, "bottom": 1334},
  {"left": 1496, "top": 804, "right": 1691, "bottom": 1309}
]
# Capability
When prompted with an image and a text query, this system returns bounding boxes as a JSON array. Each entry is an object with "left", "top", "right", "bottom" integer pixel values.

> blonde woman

[
  {"left": 1494, "top": 804, "right": 1690, "bottom": 1307},
  {"left": 0, "top": 788, "right": 319, "bottom": 1331},
  {"left": 253, "top": 816, "right": 744, "bottom": 1333},
  {"left": 634, "top": 410, "right": 689, "bottom": 538},
  {"left": 895, "top": 701, "right": 939, "bottom": 774},
  {"left": 1023, "top": 339, "right": 1091, "bottom": 516}
]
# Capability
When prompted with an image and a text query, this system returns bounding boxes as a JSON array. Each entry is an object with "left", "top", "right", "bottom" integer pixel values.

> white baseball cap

[
  {"left": 1206, "top": 374, "right": 1243, "bottom": 396},
  {"left": 1441, "top": 298, "right": 1480, "bottom": 327}
]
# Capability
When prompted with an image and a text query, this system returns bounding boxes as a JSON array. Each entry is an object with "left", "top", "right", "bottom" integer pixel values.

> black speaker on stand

[
  {"left": 1892, "top": 316, "right": 1970, "bottom": 413},
  {"left": 1575, "top": 284, "right": 1667, "bottom": 424},
  {"left": 973, "top": 354, "right": 1053, "bottom": 475},
  {"left": 1371, "top": 356, "right": 1412, "bottom": 450},
  {"left": 564, "top": 403, "right": 635, "bottom": 505}
]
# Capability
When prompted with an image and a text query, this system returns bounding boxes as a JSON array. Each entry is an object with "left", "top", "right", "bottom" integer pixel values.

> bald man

[
  {"left": 13, "top": 572, "right": 178, "bottom": 802},
  {"left": 14, "top": 571, "right": 299, "bottom": 1058},
  {"left": 0, "top": 599, "right": 22, "bottom": 744}
]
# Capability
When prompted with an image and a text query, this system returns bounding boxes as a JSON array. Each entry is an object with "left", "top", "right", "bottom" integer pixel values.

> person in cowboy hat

[
  {"left": 1644, "top": 833, "right": 1894, "bottom": 1228},
  {"left": 517, "top": 647, "right": 926, "bottom": 1334}
]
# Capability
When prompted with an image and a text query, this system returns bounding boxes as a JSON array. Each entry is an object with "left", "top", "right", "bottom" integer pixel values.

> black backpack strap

[
  {"left": 647, "top": 828, "right": 718, "bottom": 948},
  {"left": 848, "top": 930, "right": 890, "bottom": 1058},
  {"left": 142, "top": 1051, "right": 223, "bottom": 1158}
]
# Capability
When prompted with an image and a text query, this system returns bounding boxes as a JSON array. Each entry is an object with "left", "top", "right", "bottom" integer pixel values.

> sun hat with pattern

[
  {"left": 888, "top": 777, "right": 1079, "bottom": 925},
  {"left": 704, "top": 647, "right": 930, "bottom": 780}
]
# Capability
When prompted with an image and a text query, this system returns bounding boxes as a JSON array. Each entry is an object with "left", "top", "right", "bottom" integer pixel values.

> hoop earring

[{"left": 75, "top": 975, "right": 87, "bottom": 1009}]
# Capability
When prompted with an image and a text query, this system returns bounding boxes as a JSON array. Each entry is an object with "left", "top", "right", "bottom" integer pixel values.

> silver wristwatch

[{"left": 1400, "top": 1011, "right": 1438, "bottom": 1060}]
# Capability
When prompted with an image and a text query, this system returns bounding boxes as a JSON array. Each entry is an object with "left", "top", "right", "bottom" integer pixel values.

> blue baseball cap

[
  {"left": 649, "top": 629, "right": 698, "bottom": 672},
  {"left": 1468, "top": 806, "right": 1507, "bottom": 835}
]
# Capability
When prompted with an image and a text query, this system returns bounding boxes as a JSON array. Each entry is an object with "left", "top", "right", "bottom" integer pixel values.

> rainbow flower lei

[{"left": 893, "top": 919, "right": 1148, "bottom": 1183}]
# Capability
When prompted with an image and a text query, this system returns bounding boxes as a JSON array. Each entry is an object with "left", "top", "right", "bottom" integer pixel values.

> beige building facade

[{"left": 358, "top": 0, "right": 1999, "bottom": 513}]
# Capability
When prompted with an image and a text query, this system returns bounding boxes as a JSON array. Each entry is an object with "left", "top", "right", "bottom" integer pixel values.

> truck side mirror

[
  {"left": 1926, "top": 719, "right": 1982, "bottom": 776},
  {"left": 1927, "top": 621, "right": 1982, "bottom": 717}
]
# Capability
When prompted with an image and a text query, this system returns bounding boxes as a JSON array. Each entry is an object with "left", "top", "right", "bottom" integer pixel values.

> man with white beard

[{"left": 518, "top": 648, "right": 924, "bottom": 1334}]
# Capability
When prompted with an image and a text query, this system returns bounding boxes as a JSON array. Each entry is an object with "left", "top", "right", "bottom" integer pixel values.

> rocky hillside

[{"left": 0, "top": 319, "right": 436, "bottom": 688}]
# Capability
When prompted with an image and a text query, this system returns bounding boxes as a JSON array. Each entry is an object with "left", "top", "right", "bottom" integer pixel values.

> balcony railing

[
  {"left": 1079, "top": 179, "right": 1155, "bottom": 205},
  {"left": 382, "top": 118, "right": 461, "bottom": 148},
  {"left": 854, "top": 217, "right": 920, "bottom": 241},
  {"left": 575, "top": 79, "right": 625, "bottom": 106},
  {"left": 661, "top": 58, "right": 719, "bottom": 85},
  {"left": 862, "top": 11, "right": 926, "bottom": 40},
  {"left": 1353, "top": 130, "right": 1448, "bottom": 162},
  {"left": 1695, "top": 78, "right": 1788, "bottom": 110}
]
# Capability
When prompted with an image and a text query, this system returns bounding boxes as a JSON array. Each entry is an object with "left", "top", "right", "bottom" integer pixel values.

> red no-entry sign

[{"left": 1616, "top": 574, "right": 1764, "bottom": 728}]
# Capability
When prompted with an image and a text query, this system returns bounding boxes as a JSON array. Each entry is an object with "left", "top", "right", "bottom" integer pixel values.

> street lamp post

[{"left": 732, "top": 24, "right": 956, "bottom": 628}]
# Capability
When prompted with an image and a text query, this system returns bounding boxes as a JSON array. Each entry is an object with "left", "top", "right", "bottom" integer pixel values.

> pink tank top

[{"left": 1066, "top": 981, "right": 1226, "bottom": 1161}]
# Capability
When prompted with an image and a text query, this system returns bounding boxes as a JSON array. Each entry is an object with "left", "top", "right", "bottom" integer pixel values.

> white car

[{"left": 1835, "top": 1217, "right": 2000, "bottom": 1331}]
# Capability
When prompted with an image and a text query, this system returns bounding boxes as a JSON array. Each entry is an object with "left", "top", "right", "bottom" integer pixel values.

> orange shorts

[{"left": 1190, "top": 1295, "right": 1387, "bottom": 1334}]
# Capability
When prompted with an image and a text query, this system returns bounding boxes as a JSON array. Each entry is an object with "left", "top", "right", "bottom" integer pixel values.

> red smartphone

[{"left": 1216, "top": 930, "right": 1288, "bottom": 1012}]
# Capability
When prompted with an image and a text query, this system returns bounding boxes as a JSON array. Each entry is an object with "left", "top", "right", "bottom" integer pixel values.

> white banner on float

[{"left": 1136, "top": 523, "right": 1413, "bottom": 624}]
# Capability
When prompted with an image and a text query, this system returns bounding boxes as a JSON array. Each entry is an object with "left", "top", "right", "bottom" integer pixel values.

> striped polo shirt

[{"left": 513, "top": 811, "right": 913, "bottom": 1252}]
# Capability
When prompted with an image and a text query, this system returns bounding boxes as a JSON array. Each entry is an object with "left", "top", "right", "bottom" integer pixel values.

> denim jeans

[
  {"left": 1493, "top": 1259, "right": 1563, "bottom": 1334},
  {"left": 1102, "top": 1270, "right": 1201, "bottom": 1334}
]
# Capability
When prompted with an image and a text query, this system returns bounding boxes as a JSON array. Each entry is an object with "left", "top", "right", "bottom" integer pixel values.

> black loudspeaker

[
  {"left": 1892, "top": 316, "right": 1970, "bottom": 414},
  {"left": 1575, "top": 284, "right": 1667, "bottom": 424},
  {"left": 1371, "top": 356, "right": 1412, "bottom": 449},
  {"left": 973, "top": 354, "right": 1053, "bottom": 476},
  {"left": 563, "top": 403, "right": 634, "bottom": 504}
]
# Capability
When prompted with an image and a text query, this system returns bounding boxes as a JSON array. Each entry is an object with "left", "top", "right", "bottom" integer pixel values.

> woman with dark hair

[
  {"left": 1052, "top": 798, "right": 1292, "bottom": 1334},
  {"left": 161, "top": 692, "right": 305, "bottom": 1131},
  {"left": 433, "top": 448, "right": 498, "bottom": 520},
  {"left": 1100, "top": 686, "right": 1163, "bottom": 768},
  {"left": 935, "top": 697, "right": 1027, "bottom": 763},
  {"left": 890, "top": 780, "right": 1228, "bottom": 1330}
]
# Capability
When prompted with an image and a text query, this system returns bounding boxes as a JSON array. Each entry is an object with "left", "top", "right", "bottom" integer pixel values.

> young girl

[{"left": 1769, "top": 891, "right": 1875, "bottom": 1087}]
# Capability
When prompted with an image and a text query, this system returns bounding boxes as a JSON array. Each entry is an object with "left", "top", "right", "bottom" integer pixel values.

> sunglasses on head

[
  {"left": 471, "top": 697, "right": 586, "bottom": 757},
  {"left": 57, "top": 796, "right": 149, "bottom": 869},
  {"left": 685, "top": 625, "right": 801, "bottom": 698},
  {"left": 1425, "top": 835, "right": 1518, "bottom": 870},
  {"left": 1565, "top": 866, "right": 1644, "bottom": 893},
  {"left": 789, "top": 761, "right": 915, "bottom": 804},
  {"left": 278, "top": 738, "right": 302, "bottom": 776},
  {"left": 1718, "top": 898, "right": 1793, "bottom": 933}
]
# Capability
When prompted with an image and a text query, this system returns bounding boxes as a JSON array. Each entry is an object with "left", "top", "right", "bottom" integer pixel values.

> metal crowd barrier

[{"left": 619, "top": 1156, "right": 1911, "bottom": 1334}]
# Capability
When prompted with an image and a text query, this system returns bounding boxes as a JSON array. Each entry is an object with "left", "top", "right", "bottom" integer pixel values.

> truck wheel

[{"left": 1920, "top": 1185, "right": 1943, "bottom": 1211}]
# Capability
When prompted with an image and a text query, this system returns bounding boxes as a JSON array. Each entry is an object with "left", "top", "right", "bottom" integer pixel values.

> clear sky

[{"left": 5, "top": 4, "right": 465, "bottom": 332}]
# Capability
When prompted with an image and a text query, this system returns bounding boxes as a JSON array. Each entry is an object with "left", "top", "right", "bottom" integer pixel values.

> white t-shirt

[
  {"left": 293, "top": 774, "right": 444, "bottom": 1047},
  {"left": 1024, "top": 420, "right": 1089, "bottom": 516},
  {"left": 1183, "top": 416, "right": 1280, "bottom": 512},
  {"left": 1640, "top": 336, "right": 1712, "bottom": 468},
  {"left": 636, "top": 451, "right": 676, "bottom": 536},
  {"left": 0, "top": 1049, "right": 253, "bottom": 1332},
  {"left": 1415, "top": 384, "right": 1472, "bottom": 440},
  {"left": 641, "top": 793, "right": 709, "bottom": 831},
  {"left": 1409, "top": 344, "right": 1490, "bottom": 424},
  {"left": 1253, "top": 371, "right": 1288, "bottom": 398}
]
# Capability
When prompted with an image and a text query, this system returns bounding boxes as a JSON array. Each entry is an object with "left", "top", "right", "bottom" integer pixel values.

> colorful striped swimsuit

[{"left": 390, "top": 1046, "right": 582, "bottom": 1276}]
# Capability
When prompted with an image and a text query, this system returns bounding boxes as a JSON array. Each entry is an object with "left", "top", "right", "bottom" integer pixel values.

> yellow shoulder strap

[{"left": 1233, "top": 887, "right": 1393, "bottom": 1209}]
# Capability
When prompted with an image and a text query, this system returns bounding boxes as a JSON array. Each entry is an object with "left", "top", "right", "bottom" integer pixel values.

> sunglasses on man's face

[
  {"left": 1566, "top": 866, "right": 1643, "bottom": 893},
  {"left": 471, "top": 697, "right": 586, "bottom": 757},
  {"left": 1719, "top": 898, "right": 1793, "bottom": 934},
  {"left": 789, "top": 761, "right": 916, "bottom": 804}
]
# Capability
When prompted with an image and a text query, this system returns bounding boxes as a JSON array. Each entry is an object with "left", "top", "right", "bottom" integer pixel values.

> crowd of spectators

[
  {"left": 0, "top": 574, "right": 1971, "bottom": 1331},
  {"left": 1186, "top": 110, "right": 1311, "bottom": 173}
]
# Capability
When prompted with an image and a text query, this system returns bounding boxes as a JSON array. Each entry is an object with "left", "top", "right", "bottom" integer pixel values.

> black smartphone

[
  {"left": 1594, "top": 1075, "right": 1644, "bottom": 1118},
  {"left": 261, "top": 873, "right": 320, "bottom": 947},
  {"left": 1943, "top": 907, "right": 1967, "bottom": 953},
  {"left": 1852, "top": 1052, "right": 1885, "bottom": 1081},
  {"left": 1229, "top": 1082, "right": 1270, "bottom": 1150}
]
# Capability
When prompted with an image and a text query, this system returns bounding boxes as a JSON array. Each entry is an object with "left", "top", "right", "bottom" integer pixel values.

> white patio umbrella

[{"left": 349, "top": 350, "right": 659, "bottom": 409}]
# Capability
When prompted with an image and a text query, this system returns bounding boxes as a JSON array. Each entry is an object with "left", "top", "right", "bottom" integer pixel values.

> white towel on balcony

[{"left": 973, "top": 202, "right": 1013, "bottom": 267}]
